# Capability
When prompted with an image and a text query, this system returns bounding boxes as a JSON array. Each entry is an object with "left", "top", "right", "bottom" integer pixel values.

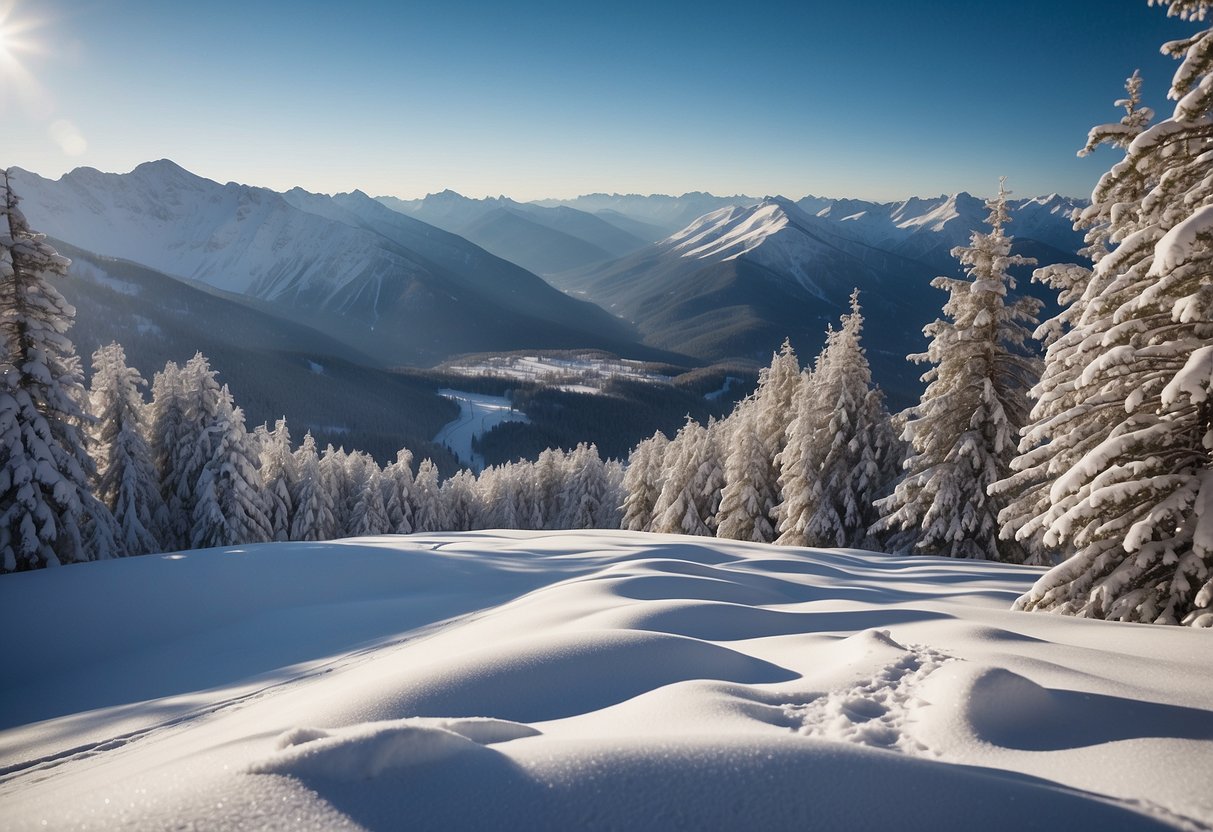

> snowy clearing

[
  {"left": 443, "top": 354, "right": 671, "bottom": 393},
  {"left": 1, "top": 530, "right": 1210, "bottom": 830},
  {"left": 433, "top": 389, "right": 528, "bottom": 471}
]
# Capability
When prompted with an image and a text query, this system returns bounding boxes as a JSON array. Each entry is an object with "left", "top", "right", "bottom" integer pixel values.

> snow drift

[{"left": 0, "top": 530, "right": 1209, "bottom": 830}]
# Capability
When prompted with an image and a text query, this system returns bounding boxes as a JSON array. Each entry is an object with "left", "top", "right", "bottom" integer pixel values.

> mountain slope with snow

[
  {"left": 1, "top": 530, "right": 1209, "bottom": 830},
  {"left": 377, "top": 190, "right": 649, "bottom": 274},
  {"left": 11, "top": 163, "right": 647, "bottom": 366},
  {"left": 550, "top": 197, "right": 944, "bottom": 404}
]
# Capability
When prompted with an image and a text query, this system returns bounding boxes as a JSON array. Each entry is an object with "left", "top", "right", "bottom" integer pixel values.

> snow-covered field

[
  {"left": 444, "top": 354, "right": 671, "bottom": 394},
  {"left": 2, "top": 531, "right": 1211, "bottom": 830},
  {"left": 432, "top": 389, "right": 528, "bottom": 470}
]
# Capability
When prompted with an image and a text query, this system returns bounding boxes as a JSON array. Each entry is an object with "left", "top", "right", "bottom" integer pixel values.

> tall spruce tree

[
  {"left": 790, "top": 293, "right": 898, "bottom": 548},
  {"left": 88, "top": 343, "right": 165, "bottom": 557},
  {"left": 189, "top": 386, "right": 272, "bottom": 549},
  {"left": 0, "top": 172, "right": 119, "bottom": 570},
  {"left": 993, "top": 73, "right": 1156, "bottom": 563},
  {"left": 716, "top": 401, "right": 778, "bottom": 542},
  {"left": 1007, "top": 1, "right": 1213, "bottom": 625},
  {"left": 257, "top": 419, "right": 295, "bottom": 542},
  {"left": 874, "top": 184, "right": 1042, "bottom": 560},
  {"left": 622, "top": 431, "right": 669, "bottom": 532},
  {"left": 289, "top": 432, "right": 334, "bottom": 541}
]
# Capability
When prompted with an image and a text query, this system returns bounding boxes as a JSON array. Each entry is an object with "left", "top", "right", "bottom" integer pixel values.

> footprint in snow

[{"left": 784, "top": 629, "right": 954, "bottom": 756}]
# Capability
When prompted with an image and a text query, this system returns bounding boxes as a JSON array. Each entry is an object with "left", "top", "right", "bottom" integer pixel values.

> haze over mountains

[
  {"left": 10, "top": 160, "right": 1087, "bottom": 417},
  {"left": 10, "top": 162, "right": 641, "bottom": 368}
]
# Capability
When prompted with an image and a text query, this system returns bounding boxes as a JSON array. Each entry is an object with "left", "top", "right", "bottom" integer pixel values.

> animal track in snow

[{"left": 784, "top": 630, "right": 954, "bottom": 755}]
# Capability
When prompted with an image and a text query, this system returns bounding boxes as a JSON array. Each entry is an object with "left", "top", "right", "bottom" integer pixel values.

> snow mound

[
  {"left": 250, "top": 717, "right": 539, "bottom": 780},
  {"left": 1, "top": 531, "right": 1210, "bottom": 830}
]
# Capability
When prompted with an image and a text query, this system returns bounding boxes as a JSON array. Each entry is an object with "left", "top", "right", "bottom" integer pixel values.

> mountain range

[
  {"left": 9, "top": 160, "right": 1088, "bottom": 425},
  {"left": 11, "top": 161, "right": 645, "bottom": 368}
]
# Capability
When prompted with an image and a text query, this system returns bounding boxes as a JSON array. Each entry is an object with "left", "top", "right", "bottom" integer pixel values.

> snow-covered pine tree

[
  {"left": 716, "top": 401, "right": 778, "bottom": 542},
  {"left": 603, "top": 459, "right": 625, "bottom": 529},
  {"left": 382, "top": 448, "right": 414, "bottom": 534},
  {"left": 874, "top": 184, "right": 1042, "bottom": 560},
  {"left": 559, "top": 443, "right": 611, "bottom": 530},
  {"left": 0, "top": 173, "right": 119, "bottom": 570},
  {"left": 320, "top": 445, "right": 354, "bottom": 537},
  {"left": 992, "top": 73, "right": 1156, "bottom": 563},
  {"left": 774, "top": 369, "right": 824, "bottom": 547},
  {"left": 411, "top": 458, "right": 447, "bottom": 532},
  {"left": 793, "top": 293, "right": 899, "bottom": 549},
  {"left": 289, "top": 432, "right": 335, "bottom": 541},
  {"left": 443, "top": 469, "right": 480, "bottom": 531},
  {"left": 346, "top": 452, "right": 391, "bottom": 536},
  {"left": 189, "top": 386, "right": 273, "bottom": 549},
  {"left": 148, "top": 361, "right": 192, "bottom": 550},
  {"left": 257, "top": 419, "right": 295, "bottom": 542},
  {"left": 650, "top": 418, "right": 724, "bottom": 537},
  {"left": 534, "top": 447, "right": 568, "bottom": 529},
  {"left": 622, "top": 431, "right": 669, "bottom": 532},
  {"left": 1008, "top": 1, "right": 1213, "bottom": 626},
  {"left": 165, "top": 353, "right": 225, "bottom": 546},
  {"left": 88, "top": 342, "right": 165, "bottom": 557},
  {"left": 752, "top": 339, "right": 802, "bottom": 536}
]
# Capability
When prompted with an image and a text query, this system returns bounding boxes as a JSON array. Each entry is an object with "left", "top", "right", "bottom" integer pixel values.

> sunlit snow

[{"left": 1, "top": 531, "right": 1209, "bottom": 830}]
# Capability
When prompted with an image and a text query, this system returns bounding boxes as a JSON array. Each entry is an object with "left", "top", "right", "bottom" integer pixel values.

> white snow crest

[{"left": 249, "top": 717, "right": 540, "bottom": 780}]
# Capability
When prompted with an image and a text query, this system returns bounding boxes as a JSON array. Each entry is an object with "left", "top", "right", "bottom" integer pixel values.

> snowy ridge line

[{"left": 0, "top": 605, "right": 493, "bottom": 787}]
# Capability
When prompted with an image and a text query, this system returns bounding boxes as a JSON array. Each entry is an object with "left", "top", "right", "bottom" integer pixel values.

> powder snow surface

[{"left": 1, "top": 531, "right": 1210, "bottom": 831}]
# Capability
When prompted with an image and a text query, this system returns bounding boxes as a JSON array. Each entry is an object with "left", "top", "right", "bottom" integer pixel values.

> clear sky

[{"left": 0, "top": 0, "right": 1199, "bottom": 201}]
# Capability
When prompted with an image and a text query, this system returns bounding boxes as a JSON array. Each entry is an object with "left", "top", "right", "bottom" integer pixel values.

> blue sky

[{"left": 1, "top": 0, "right": 1198, "bottom": 200}]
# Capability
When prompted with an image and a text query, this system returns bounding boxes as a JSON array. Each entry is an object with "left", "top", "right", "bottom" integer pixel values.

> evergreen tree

[
  {"left": 190, "top": 386, "right": 272, "bottom": 549},
  {"left": 559, "top": 443, "right": 611, "bottom": 530},
  {"left": 716, "top": 402, "right": 778, "bottom": 542},
  {"left": 289, "top": 432, "right": 334, "bottom": 541},
  {"left": 1008, "top": 2, "right": 1213, "bottom": 625},
  {"left": 149, "top": 361, "right": 191, "bottom": 550},
  {"left": 411, "top": 458, "right": 447, "bottom": 532},
  {"left": 257, "top": 419, "right": 295, "bottom": 542},
  {"left": 88, "top": 342, "right": 165, "bottom": 557},
  {"left": 874, "top": 184, "right": 1042, "bottom": 560},
  {"left": 320, "top": 445, "right": 354, "bottom": 537},
  {"left": 789, "top": 294, "right": 899, "bottom": 548},
  {"left": 164, "top": 353, "right": 224, "bottom": 547},
  {"left": 775, "top": 370, "right": 825, "bottom": 547},
  {"left": 651, "top": 418, "right": 724, "bottom": 537},
  {"left": 443, "top": 469, "right": 480, "bottom": 531},
  {"left": 622, "top": 431, "right": 669, "bottom": 532},
  {"left": 347, "top": 452, "right": 391, "bottom": 536},
  {"left": 382, "top": 448, "right": 414, "bottom": 534},
  {"left": 752, "top": 339, "right": 802, "bottom": 535},
  {"left": 0, "top": 173, "right": 119, "bottom": 570}
]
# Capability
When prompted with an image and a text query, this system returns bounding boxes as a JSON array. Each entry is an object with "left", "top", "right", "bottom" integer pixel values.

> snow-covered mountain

[
  {"left": 550, "top": 197, "right": 945, "bottom": 405},
  {"left": 3, "top": 530, "right": 1208, "bottom": 829},
  {"left": 535, "top": 191, "right": 761, "bottom": 237},
  {"left": 377, "top": 190, "right": 650, "bottom": 274},
  {"left": 10, "top": 162, "right": 646, "bottom": 366},
  {"left": 801, "top": 191, "right": 1087, "bottom": 272}
]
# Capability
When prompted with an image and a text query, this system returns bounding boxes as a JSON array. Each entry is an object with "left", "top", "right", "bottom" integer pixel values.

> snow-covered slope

[
  {"left": 803, "top": 191, "right": 1087, "bottom": 270},
  {"left": 3, "top": 530, "right": 1207, "bottom": 830},
  {"left": 10, "top": 162, "right": 643, "bottom": 365},
  {"left": 550, "top": 197, "right": 943, "bottom": 404},
  {"left": 377, "top": 190, "right": 649, "bottom": 274}
]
